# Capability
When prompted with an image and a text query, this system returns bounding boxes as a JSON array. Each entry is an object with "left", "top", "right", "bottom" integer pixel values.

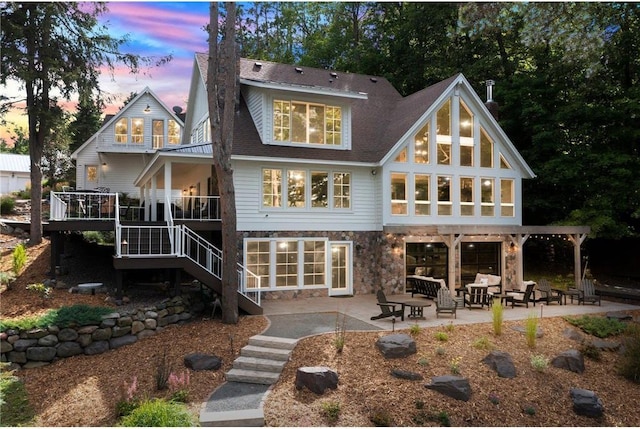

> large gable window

[
  {"left": 481, "top": 178, "right": 495, "bottom": 216},
  {"left": 500, "top": 179, "right": 515, "bottom": 217},
  {"left": 480, "top": 128, "right": 493, "bottom": 168},
  {"left": 414, "top": 123, "right": 429, "bottom": 164},
  {"left": 414, "top": 174, "right": 430, "bottom": 215},
  {"left": 436, "top": 99, "right": 451, "bottom": 165},
  {"left": 391, "top": 173, "right": 408, "bottom": 215},
  {"left": 437, "top": 175, "right": 452, "bottom": 215},
  {"left": 274, "top": 100, "right": 342, "bottom": 146},
  {"left": 459, "top": 101, "right": 474, "bottom": 167},
  {"left": 263, "top": 168, "right": 350, "bottom": 210}
]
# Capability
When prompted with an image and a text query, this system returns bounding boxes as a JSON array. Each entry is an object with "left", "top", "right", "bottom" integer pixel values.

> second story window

[
  {"left": 152, "top": 120, "right": 164, "bottom": 149},
  {"left": 481, "top": 178, "right": 495, "bottom": 216},
  {"left": 460, "top": 177, "right": 474, "bottom": 216},
  {"left": 333, "top": 172, "right": 351, "bottom": 209},
  {"left": 391, "top": 173, "right": 407, "bottom": 215},
  {"left": 414, "top": 123, "right": 429, "bottom": 164},
  {"left": 263, "top": 168, "right": 350, "bottom": 210},
  {"left": 131, "top": 118, "right": 144, "bottom": 144},
  {"left": 436, "top": 99, "right": 451, "bottom": 165},
  {"left": 168, "top": 119, "right": 180, "bottom": 145},
  {"left": 459, "top": 101, "right": 474, "bottom": 167},
  {"left": 115, "top": 118, "right": 128, "bottom": 143},
  {"left": 273, "top": 100, "right": 342, "bottom": 146},
  {"left": 414, "top": 174, "right": 430, "bottom": 215},
  {"left": 501, "top": 179, "right": 515, "bottom": 217},
  {"left": 437, "top": 175, "right": 452, "bottom": 215}
]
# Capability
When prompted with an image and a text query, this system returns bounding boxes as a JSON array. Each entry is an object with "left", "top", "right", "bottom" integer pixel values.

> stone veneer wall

[{"left": 1, "top": 296, "right": 194, "bottom": 369}]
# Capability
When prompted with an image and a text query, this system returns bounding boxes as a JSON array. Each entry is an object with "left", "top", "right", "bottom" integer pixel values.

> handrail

[
  {"left": 49, "top": 192, "right": 68, "bottom": 220},
  {"left": 49, "top": 191, "right": 118, "bottom": 221},
  {"left": 165, "top": 195, "right": 175, "bottom": 253}
]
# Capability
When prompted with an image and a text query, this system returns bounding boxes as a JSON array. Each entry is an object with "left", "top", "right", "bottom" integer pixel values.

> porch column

[
  {"left": 151, "top": 175, "right": 157, "bottom": 221},
  {"left": 164, "top": 162, "right": 172, "bottom": 221},
  {"left": 144, "top": 184, "right": 151, "bottom": 221},
  {"left": 440, "top": 233, "right": 463, "bottom": 294},
  {"left": 509, "top": 234, "right": 529, "bottom": 287},
  {"left": 567, "top": 233, "right": 588, "bottom": 287}
]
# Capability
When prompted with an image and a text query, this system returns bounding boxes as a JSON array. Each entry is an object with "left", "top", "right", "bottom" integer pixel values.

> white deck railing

[{"left": 49, "top": 191, "right": 119, "bottom": 221}]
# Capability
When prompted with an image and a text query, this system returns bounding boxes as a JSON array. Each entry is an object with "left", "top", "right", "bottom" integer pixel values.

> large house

[{"left": 48, "top": 55, "right": 589, "bottom": 314}]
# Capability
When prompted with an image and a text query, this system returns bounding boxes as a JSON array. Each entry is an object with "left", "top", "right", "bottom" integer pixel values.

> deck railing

[{"left": 49, "top": 191, "right": 119, "bottom": 221}]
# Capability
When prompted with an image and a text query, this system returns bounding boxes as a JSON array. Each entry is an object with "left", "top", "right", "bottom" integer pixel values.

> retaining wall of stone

[{"left": 1, "top": 296, "right": 194, "bottom": 369}]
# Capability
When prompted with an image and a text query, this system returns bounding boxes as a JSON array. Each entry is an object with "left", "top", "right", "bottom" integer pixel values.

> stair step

[
  {"left": 249, "top": 335, "right": 297, "bottom": 350},
  {"left": 241, "top": 344, "right": 291, "bottom": 361},
  {"left": 200, "top": 408, "right": 264, "bottom": 427},
  {"left": 226, "top": 368, "right": 280, "bottom": 385},
  {"left": 233, "top": 356, "right": 286, "bottom": 372}
]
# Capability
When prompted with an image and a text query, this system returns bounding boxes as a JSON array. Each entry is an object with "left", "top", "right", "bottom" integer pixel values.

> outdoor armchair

[{"left": 371, "top": 290, "right": 406, "bottom": 321}]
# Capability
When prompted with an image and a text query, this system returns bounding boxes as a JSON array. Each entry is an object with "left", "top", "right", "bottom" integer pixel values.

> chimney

[{"left": 485, "top": 79, "right": 499, "bottom": 120}]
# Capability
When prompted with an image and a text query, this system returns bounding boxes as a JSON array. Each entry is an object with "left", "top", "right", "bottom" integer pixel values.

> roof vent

[
  {"left": 254, "top": 61, "right": 263, "bottom": 68},
  {"left": 370, "top": 77, "right": 378, "bottom": 83},
  {"left": 295, "top": 67, "right": 303, "bottom": 74},
  {"left": 330, "top": 72, "right": 338, "bottom": 78},
  {"left": 485, "top": 79, "right": 495, "bottom": 102}
]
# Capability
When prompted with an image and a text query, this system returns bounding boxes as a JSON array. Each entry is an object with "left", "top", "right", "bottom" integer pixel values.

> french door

[{"left": 328, "top": 242, "right": 352, "bottom": 296}]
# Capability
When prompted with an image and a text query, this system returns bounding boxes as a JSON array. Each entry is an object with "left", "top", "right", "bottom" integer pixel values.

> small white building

[{"left": 0, "top": 153, "right": 30, "bottom": 196}]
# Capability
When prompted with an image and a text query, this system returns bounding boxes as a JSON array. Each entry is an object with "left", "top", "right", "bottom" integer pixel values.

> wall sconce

[
  {"left": 102, "top": 162, "right": 107, "bottom": 166},
  {"left": 189, "top": 185, "right": 195, "bottom": 195},
  {"left": 182, "top": 189, "right": 188, "bottom": 195},
  {"left": 509, "top": 242, "right": 517, "bottom": 253},
  {"left": 371, "top": 169, "right": 377, "bottom": 176},
  {"left": 121, "top": 240, "right": 128, "bottom": 255},
  {"left": 143, "top": 104, "right": 151, "bottom": 113}
]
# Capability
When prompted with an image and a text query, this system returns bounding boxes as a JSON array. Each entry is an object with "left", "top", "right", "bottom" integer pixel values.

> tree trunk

[{"left": 208, "top": 2, "right": 239, "bottom": 324}]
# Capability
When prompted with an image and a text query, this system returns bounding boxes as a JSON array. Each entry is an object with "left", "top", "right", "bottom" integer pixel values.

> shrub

[
  {"left": 434, "top": 331, "right": 448, "bottom": 342},
  {"left": 618, "top": 323, "right": 640, "bottom": 383},
  {"left": 530, "top": 354, "right": 549, "bottom": 372},
  {"left": 155, "top": 351, "right": 172, "bottom": 391},
  {"left": 414, "top": 399, "right": 425, "bottom": 409},
  {"left": 436, "top": 411, "right": 451, "bottom": 427},
  {"left": 334, "top": 313, "right": 347, "bottom": 352},
  {"left": 0, "top": 196, "right": 15, "bottom": 215},
  {"left": 118, "top": 398, "right": 194, "bottom": 427},
  {"left": 168, "top": 371, "right": 190, "bottom": 403},
  {"left": 491, "top": 298, "right": 504, "bottom": 335},
  {"left": 580, "top": 342, "right": 602, "bottom": 361},
  {"left": 435, "top": 346, "right": 446, "bottom": 356},
  {"left": 416, "top": 355, "right": 429, "bottom": 366},
  {"left": 444, "top": 322, "right": 455, "bottom": 332},
  {"left": 472, "top": 336, "right": 495, "bottom": 350},
  {"left": 321, "top": 400, "right": 341, "bottom": 424},
  {"left": 522, "top": 403, "right": 537, "bottom": 415},
  {"left": 564, "top": 315, "right": 627, "bottom": 338},
  {"left": 409, "top": 323, "right": 421, "bottom": 336},
  {"left": 0, "top": 271, "right": 16, "bottom": 290},
  {"left": 0, "top": 304, "right": 114, "bottom": 332},
  {"left": 488, "top": 392, "right": 500, "bottom": 405},
  {"left": 27, "top": 282, "right": 52, "bottom": 305},
  {"left": 0, "top": 363, "right": 35, "bottom": 426},
  {"left": 116, "top": 376, "right": 140, "bottom": 417},
  {"left": 12, "top": 243, "right": 27, "bottom": 275},
  {"left": 524, "top": 313, "right": 538, "bottom": 349},
  {"left": 449, "top": 356, "right": 462, "bottom": 375},
  {"left": 369, "top": 407, "right": 391, "bottom": 426}
]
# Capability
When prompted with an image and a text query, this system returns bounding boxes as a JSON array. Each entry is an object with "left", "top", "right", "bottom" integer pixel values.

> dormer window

[{"left": 273, "top": 99, "right": 342, "bottom": 146}]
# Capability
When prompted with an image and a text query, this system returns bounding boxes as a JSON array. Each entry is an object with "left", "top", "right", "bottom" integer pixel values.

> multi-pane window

[
  {"left": 131, "top": 118, "right": 144, "bottom": 144},
  {"left": 501, "top": 179, "right": 515, "bottom": 217},
  {"left": 273, "top": 100, "right": 342, "bottom": 145},
  {"left": 391, "top": 173, "right": 407, "bottom": 215},
  {"left": 275, "top": 241, "right": 298, "bottom": 287},
  {"left": 287, "top": 170, "right": 306, "bottom": 207},
  {"left": 311, "top": 171, "right": 328, "bottom": 208},
  {"left": 246, "top": 241, "right": 271, "bottom": 288},
  {"left": 303, "top": 240, "right": 326, "bottom": 286},
  {"left": 414, "top": 123, "right": 429, "bottom": 164},
  {"left": 168, "top": 119, "right": 180, "bottom": 144},
  {"left": 152, "top": 120, "right": 164, "bottom": 149},
  {"left": 480, "top": 128, "right": 493, "bottom": 168},
  {"left": 437, "top": 176, "right": 452, "bottom": 215},
  {"left": 481, "top": 178, "right": 495, "bottom": 216},
  {"left": 414, "top": 174, "right": 430, "bottom": 215},
  {"left": 86, "top": 165, "right": 98, "bottom": 183},
  {"left": 436, "top": 99, "right": 451, "bottom": 165},
  {"left": 263, "top": 169, "right": 282, "bottom": 207},
  {"left": 459, "top": 101, "right": 474, "bottom": 167},
  {"left": 115, "top": 118, "right": 128, "bottom": 143},
  {"left": 333, "top": 172, "right": 351, "bottom": 209},
  {"left": 460, "top": 177, "right": 474, "bottom": 216}
]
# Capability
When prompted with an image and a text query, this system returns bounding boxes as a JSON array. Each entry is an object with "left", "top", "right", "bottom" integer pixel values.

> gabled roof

[{"left": 71, "top": 87, "right": 185, "bottom": 159}]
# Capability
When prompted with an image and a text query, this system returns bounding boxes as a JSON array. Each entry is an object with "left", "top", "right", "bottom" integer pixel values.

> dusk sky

[{"left": 2, "top": 1, "right": 213, "bottom": 141}]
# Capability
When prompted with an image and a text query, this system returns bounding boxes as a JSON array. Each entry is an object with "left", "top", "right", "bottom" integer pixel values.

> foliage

[
  {"left": 434, "top": 331, "right": 449, "bottom": 342},
  {"left": 117, "top": 398, "right": 194, "bottom": 427},
  {"left": 409, "top": 323, "right": 421, "bottom": 337},
  {"left": 414, "top": 399, "right": 425, "bottom": 409},
  {"left": 320, "top": 400, "right": 341, "bottom": 424},
  {"left": 0, "top": 196, "right": 15, "bottom": 215},
  {"left": 416, "top": 354, "right": 429, "bottom": 366},
  {"left": 435, "top": 346, "right": 446, "bottom": 356},
  {"left": 334, "top": 312, "right": 347, "bottom": 352},
  {"left": 530, "top": 354, "right": 549, "bottom": 372},
  {"left": 564, "top": 315, "right": 627, "bottom": 338},
  {"left": 82, "top": 230, "right": 115, "bottom": 245},
  {"left": 488, "top": 392, "right": 500, "bottom": 405},
  {"left": 444, "top": 322, "right": 455, "bottom": 332},
  {"left": 449, "top": 356, "right": 462, "bottom": 375},
  {"left": 155, "top": 351, "right": 172, "bottom": 391},
  {"left": 522, "top": 403, "right": 537, "bottom": 416},
  {"left": 491, "top": 298, "right": 504, "bottom": 335},
  {"left": 524, "top": 313, "right": 538, "bottom": 349},
  {"left": 580, "top": 342, "right": 602, "bottom": 361},
  {"left": 618, "top": 323, "right": 640, "bottom": 384},
  {"left": 369, "top": 407, "right": 391, "bottom": 427},
  {"left": 0, "top": 271, "right": 16, "bottom": 290},
  {"left": 167, "top": 371, "right": 190, "bottom": 403},
  {"left": 0, "top": 304, "right": 114, "bottom": 331},
  {"left": 12, "top": 242, "right": 26, "bottom": 275},
  {"left": 26, "top": 282, "right": 52, "bottom": 305},
  {"left": 472, "top": 336, "right": 495, "bottom": 350},
  {"left": 0, "top": 363, "right": 35, "bottom": 426},
  {"left": 116, "top": 376, "right": 140, "bottom": 417}
]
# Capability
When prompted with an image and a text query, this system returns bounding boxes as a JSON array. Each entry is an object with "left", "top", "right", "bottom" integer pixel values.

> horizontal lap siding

[{"left": 233, "top": 160, "right": 381, "bottom": 232}]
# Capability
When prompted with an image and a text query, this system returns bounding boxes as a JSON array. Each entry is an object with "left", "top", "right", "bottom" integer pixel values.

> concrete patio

[{"left": 261, "top": 293, "right": 640, "bottom": 331}]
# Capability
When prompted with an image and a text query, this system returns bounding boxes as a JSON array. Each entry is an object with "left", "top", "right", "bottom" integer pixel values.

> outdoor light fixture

[{"left": 144, "top": 105, "right": 151, "bottom": 113}]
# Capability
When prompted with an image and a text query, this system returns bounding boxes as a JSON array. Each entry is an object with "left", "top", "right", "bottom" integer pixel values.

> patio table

[
  {"left": 558, "top": 288, "right": 581, "bottom": 305},
  {"left": 403, "top": 299, "right": 432, "bottom": 319}
]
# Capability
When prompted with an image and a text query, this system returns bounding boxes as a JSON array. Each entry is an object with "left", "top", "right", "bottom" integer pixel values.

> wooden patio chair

[
  {"left": 578, "top": 279, "right": 601, "bottom": 306},
  {"left": 464, "top": 285, "right": 490, "bottom": 309},
  {"left": 371, "top": 290, "right": 405, "bottom": 321},
  {"left": 537, "top": 278, "right": 562, "bottom": 305},
  {"left": 435, "top": 287, "right": 457, "bottom": 319},
  {"left": 507, "top": 282, "right": 536, "bottom": 308}
]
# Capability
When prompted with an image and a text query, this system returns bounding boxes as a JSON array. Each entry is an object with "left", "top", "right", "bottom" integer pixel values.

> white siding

[
  {"left": 243, "top": 87, "right": 264, "bottom": 142},
  {"left": 233, "top": 159, "right": 381, "bottom": 232},
  {"left": 189, "top": 80, "right": 209, "bottom": 143}
]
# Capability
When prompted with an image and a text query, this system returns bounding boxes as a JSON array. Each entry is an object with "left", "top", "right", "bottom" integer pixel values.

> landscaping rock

[
  {"left": 588, "top": 339, "right": 621, "bottom": 352},
  {"left": 391, "top": 368, "right": 423, "bottom": 381},
  {"left": 57, "top": 342, "right": 83, "bottom": 358},
  {"left": 13, "top": 339, "right": 38, "bottom": 352},
  {"left": 295, "top": 366, "right": 339, "bottom": 394},
  {"left": 375, "top": 333, "right": 417, "bottom": 359},
  {"left": 184, "top": 353, "right": 222, "bottom": 371},
  {"left": 131, "top": 321, "right": 145, "bottom": 335},
  {"left": 551, "top": 350, "right": 585, "bottom": 373},
  {"left": 606, "top": 311, "right": 632, "bottom": 321},
  {"left": 0, "top": 341, "right": 12, "bottom": 353},
  {"left": 7, "top": 351, "right": 26, "bottom": 364},
  {"left": 84, "top": 340, "right": 109, "bottom": 355},
  {"left": 26, "top": 346, "right": 57, "bottom": 362},
  {"left": 511, "top": 325, "right": 543, "bottom": 338},
  {"left": 570, "top": 387, "right": 604, "bottom": 418},
  {"left": 482, "top": 351, "right": 517, "bottom": 378},
  {"left": 110, "top": 335, "right": 137, "bottom": 349},
  {"left": 38, "top": 334, "right": 59, "bottom": 347},
  {"left": 92, "top": 328, "right": 112, "bottom": 341},
  {"left": 562, "top": 327, "right": 584, "bottom": 342},
  {"left": 425, "top": 375, "right": 472, "bottom": 401},
  {"left": 58, "top": 328, "right": 79, "bottom": 342}
]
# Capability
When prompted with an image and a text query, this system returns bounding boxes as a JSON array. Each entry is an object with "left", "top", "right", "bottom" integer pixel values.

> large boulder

[
  {"left": 375, "top": 334, "right": 416, "bottom": 359},
  {"left": 295, "top": 366, "right": 338, "bottom": 394},
  {"left": 184, "top": 353, "right": 222, "bottom": 371},
  {"left": 425, "top": 375, "right": 472, "bottom": 401},
  {"left": 482, "top": 351, "right": 517, "bottom": 378},
  {"left": 551, "top": 350, "right": 585, "bottom": 374},
  {"left": 570, "top": 387, "right": 604, "bottom": 418}
]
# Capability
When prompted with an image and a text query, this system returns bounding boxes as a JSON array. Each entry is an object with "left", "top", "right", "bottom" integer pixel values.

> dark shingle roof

[{"left": 195, "top": 54, "right": 456, "bottom": 164}]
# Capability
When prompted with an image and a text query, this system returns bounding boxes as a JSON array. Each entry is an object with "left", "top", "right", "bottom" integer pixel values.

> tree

[
  {"left": 69, "top": 89, "right": 103, "bottom": 154},
  {"left": 1, "top": 2, "right": 168, "bottom": 244},
  {"left": 42, "top": 108, "right": 73, "bottom": 191},
  {"left": 208, "top": 2, "right": 239, "bottom": 324}
]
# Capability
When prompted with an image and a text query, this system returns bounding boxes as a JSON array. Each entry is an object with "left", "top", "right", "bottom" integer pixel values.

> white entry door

[{"left": 328, "top": 242, "right": 352, "bottom": 296}]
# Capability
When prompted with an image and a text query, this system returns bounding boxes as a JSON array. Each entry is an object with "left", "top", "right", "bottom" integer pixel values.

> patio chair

[
  {"left": 578, "top": 279, "right": 601, "bottom": 306},
  {"left": 435, "top": 287, "right": 457, "bottom": 319},
  {"left": 537, "top": 278, "right": 562, "bottom": 305},
  {"left": 464, "top": 285, "right": 490, "bottom": 309},
  {"left": 507, "top": 282, "right": 536, "bottom": 308},
  {"left": 371, "top": 290, "right": 405, "bottom": 321}
]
